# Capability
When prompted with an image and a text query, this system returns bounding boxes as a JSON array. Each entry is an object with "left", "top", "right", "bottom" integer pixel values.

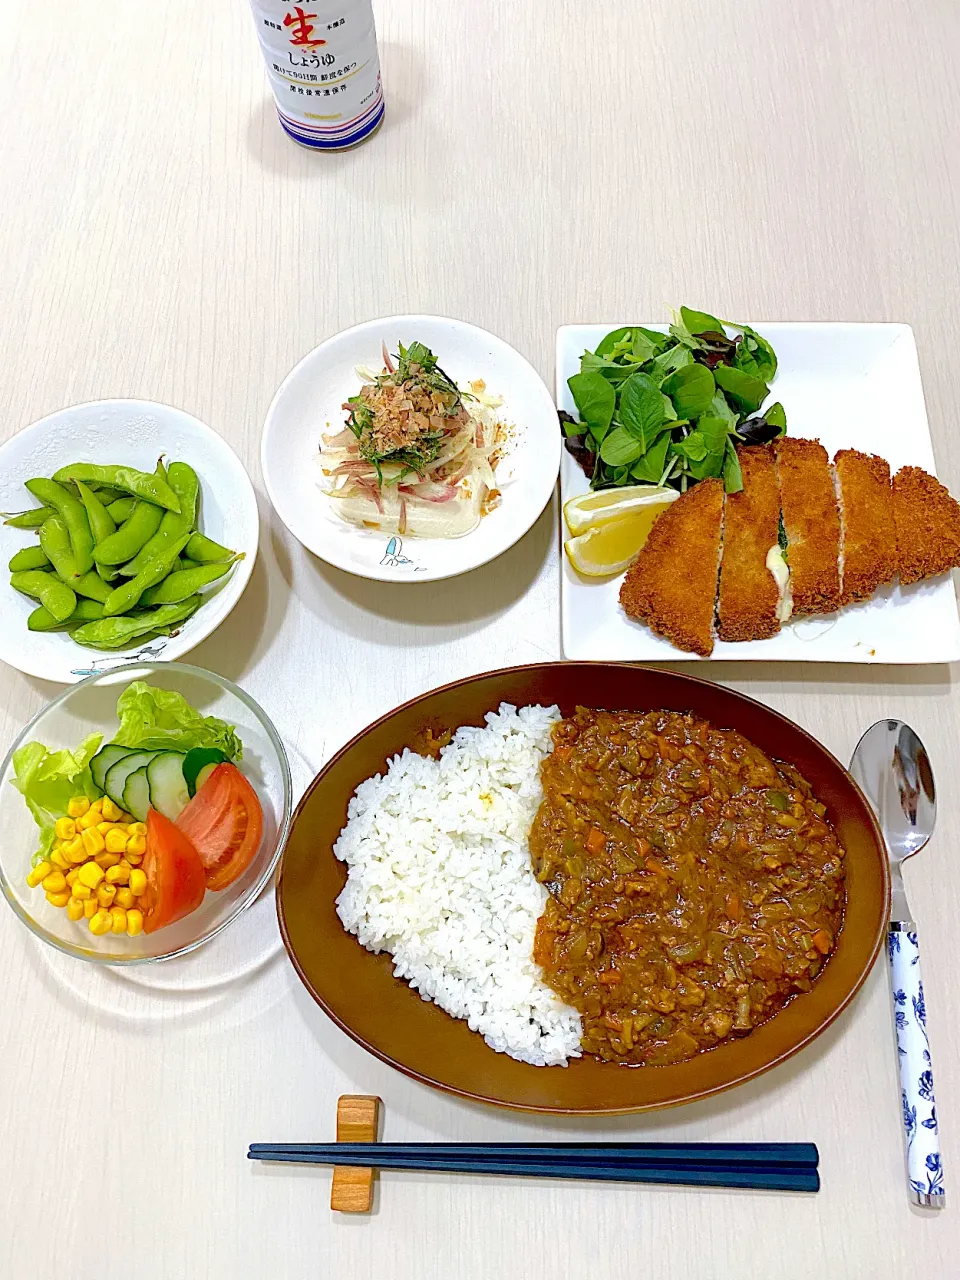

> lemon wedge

[
  {"left": 563, "top": 484, "right": 678, "bottom": 536},
  {"left": 565, "top": 512, "right": 669, "bottom": 577}
]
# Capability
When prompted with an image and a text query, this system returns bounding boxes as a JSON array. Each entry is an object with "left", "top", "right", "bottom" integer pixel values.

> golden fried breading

[
  {"left": 774, "top": 437, "right": 841, "bottom": 614},
  {"left": 619, "top": 478, "right": 723, "bottom": 656},
  {"left": 717, "top": 445, "right": 781, "bottom": 641},
  {"left": 834, "top": 449, "right": 897, "bottom": 604},
  {"left": 893, "top": 466, "right": 960, "bottom": 585}
]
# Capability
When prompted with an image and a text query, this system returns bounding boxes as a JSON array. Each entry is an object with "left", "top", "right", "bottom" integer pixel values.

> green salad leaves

[
  {"left": 11, "top": 734, "right": 103, "bottom": 863},
  {"left": 563, "top": 307, "right": 787, "bottom": 494},
  {"left": 114, "top": 682, "right": 242, "bottom": 761}
]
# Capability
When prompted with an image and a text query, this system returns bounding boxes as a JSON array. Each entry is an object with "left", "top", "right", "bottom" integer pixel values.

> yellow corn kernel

[
  {"left": 96, "top": 883, "right": 117, "bottom": 908},
  {"left": 100, "top": 796, "right": 123, "bottom": 822},
  {"left": 66, "top": 896, "right": 85, "bottom": 922},
  {"left": 128, "top": 868, "right": 147, "bottom": 897},
  {"left": 94, "top": 851, "right": 121, "bottom": 869},
  {"left": 71, "top": 880, "right": 92, "bottom": 900},
  {"left": 128, "top": 821, "right": 147, "bottom": 836},
  {"left": 45, "top": 889, "right": 71, "bottom": 908},
  {"left": 81, "top": 826, "right": 106, "bottom": 856},
  {"left": 67, "top": 796, "right": 91, "bottom": 819},
  {"left": 96, "top": 821, "right": 118, "bottom": 837},
  {"left": 118, "top": 812, "right": 135, "bottom": 826},
  {"left": 88, "top": 909, "right": 111, "bottom": 936},
  {"left": 83, "top": 898, "right": 98, "bottom": 920},
  {"left": 77, "top": 861, "right": 104, "bottom": 889},
  {"left": 114, "top": 887, "right": 135, "bottom": 909},
  {"left": 55, "top": 817, "right": 77, "bottom": 841},
  {"left": 41, "top": 870, "right": 67, "bottom": 894},
  {"left": 110, "top": 907, "right": 127, "bottom": 935},
  {"left": 77, "top": 810, "right": 98, "bottom": 831},
  {"left": 49, "top": 848, "right": 69, "bottom": 870},
  {"left": 104, "top": 828, "right": 128, "bottom": 854},
  {"left": 105, "top": 862, "right": 130, "bottom": 885},
  {"left": 126, "top": 833, "right": 146, "bottom": 857},
  {"left": 65, "top": 869, "right": 79, "bottom": 887},
  {"left": 26, "top": 860, "right": 53, "bottom": 888},
  {"left": 125, "top": 852, "right": 143, "bottom": 867},
  {"left": 126, "top": 909, "right": 144, "bottom": 937},
  {"left": 63, "top": 835, "right": 87, "bottom": 863}
]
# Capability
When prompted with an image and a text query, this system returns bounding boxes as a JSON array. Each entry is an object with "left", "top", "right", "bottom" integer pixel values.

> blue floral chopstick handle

[{"left": 889, "top": 924, "right": 944, "bottom": 1207}]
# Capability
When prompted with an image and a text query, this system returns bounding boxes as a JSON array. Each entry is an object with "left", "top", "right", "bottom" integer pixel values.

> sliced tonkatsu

[
  {"left": 774, "top": 437, "right": 842, "bottom": 615},
  {"left": 619, "top": 477, "right": 723, "bottom": 656},
  {"left": 893, "top": 466, "right": 960, "bottom": 585},
  {"left": 717, "top": 445, "right": 782, "bottom": 642},
  {"left": 834, "top": 449, "right": 897, "bottom": 604}
]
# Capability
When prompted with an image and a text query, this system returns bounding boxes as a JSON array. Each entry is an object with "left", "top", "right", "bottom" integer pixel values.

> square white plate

[{"left": 557, "top": 323, "right": 960, "bottom": 663}]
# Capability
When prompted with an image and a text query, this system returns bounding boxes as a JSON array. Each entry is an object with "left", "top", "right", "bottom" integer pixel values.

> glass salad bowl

[{"left": 0, "top": 662, "right": 292, "bottom": 963}]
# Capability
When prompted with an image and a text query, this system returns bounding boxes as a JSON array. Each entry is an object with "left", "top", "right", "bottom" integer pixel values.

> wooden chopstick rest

[{"left": 331, "top": 1095, "right": 382, "bottom": 1213}]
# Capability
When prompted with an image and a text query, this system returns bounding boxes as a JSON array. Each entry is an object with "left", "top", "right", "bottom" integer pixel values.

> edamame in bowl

[
  {"left": 0, "top": 400, "right": 259, "bottom": 682},
  {"left": 0, "top": 662, "right": 292, "bottom": 963}
]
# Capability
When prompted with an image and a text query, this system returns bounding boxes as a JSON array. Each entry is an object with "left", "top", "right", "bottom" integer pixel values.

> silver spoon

[{"left": 850, "top": 720, "right": 943, "bottom": 1208}]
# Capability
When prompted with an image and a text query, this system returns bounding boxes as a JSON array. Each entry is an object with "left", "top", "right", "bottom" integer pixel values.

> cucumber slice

[
  {"left": 146, "top": 752, "right": 189, "bottom": 821},
  {"left": 122, "top": 767, "right": 151, "bottom": 823},
  {"left": 91, "top": 743, "right": 135, "bottom": 795},
  {"left": 182, "top": 747, "right": 228, "bottom": 797},
  {"left": 193, "top": 762, "right": 219, "bottom": 795},
  {"left": 104, "top": 750, "right": 159, "bottom": 809}
]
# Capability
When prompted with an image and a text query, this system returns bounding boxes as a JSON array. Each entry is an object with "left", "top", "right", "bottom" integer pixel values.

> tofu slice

[
  {"left": 619, "top": 478, "right": 723, "bottom": 656},
  {"left": 834, "top": 449, "right": 897, "bottom": 604},
  {"left": 717, "top": 445, "right": 782, "bottom": 641},
  {"left": 774, "top": 437, "right": 841, "bottom": 614},
  {"left": 893, "top": 466, "right": 960, "bottom": 585}
]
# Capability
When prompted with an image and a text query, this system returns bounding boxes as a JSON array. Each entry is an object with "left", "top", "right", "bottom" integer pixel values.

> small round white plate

[
  {"left": 261, "top": 315, "right": 560, "bottom": 582},
  {"left": 0, "top": 400, "right": 259, "bottom": 683}
]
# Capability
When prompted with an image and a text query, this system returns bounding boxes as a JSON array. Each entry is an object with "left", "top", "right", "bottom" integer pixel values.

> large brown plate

[{"left": 277, "top": 663, "right": 889, "bottom": 1114}]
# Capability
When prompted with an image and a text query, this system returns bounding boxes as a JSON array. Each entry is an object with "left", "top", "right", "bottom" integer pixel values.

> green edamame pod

[
  {"left": 52, "top": 463, "right": 181, "bottom": 513},
  {"left": 71, "top": 595, "right": 202, "bottom": 650},
  {"left": 102, "top": 531, "right": 193, "bottom": 616},
  {"left": 93, "top": 501, "right": 164, "bottom": 566},
  {"left": 38, "top": 514, "right": 79, "bottom": 581},
  {"left": 119, "top": 462, "right": 200, "bottom": 577},
  {"left": 3, "top": 506, "right": 54, "bottom": 529},
  {"left": 76, "top": 480, "right": 116, "bottom": 545},
  {"left": 27, "top": 599, "right": 104, "bottom": 632},
  {"left": 106, "top": 497, "right": 136, "bottom": 523},
  {"left": 25, "top": 478, "right": 94, "bottom": 575},
  {"left": 10, "top": 570, "right": 76, "bottom": 623},
  {"left": 184, "top": 532, "right": 235, "bottom": 564},
  {"left": 72, "top": 572, "right": 112, "bottom": 604},
  {"left": 139, "top": 556, "right": 240, "bottom": 606},
  {"left": 8, "top": 545, "right": 51, "bottom": 572}
]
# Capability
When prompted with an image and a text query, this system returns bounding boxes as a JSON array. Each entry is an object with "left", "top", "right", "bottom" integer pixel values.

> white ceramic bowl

[
  {"left": 0, "top": 400, "right": 259, "bottom": 683},
  {"left": 261, "top": 315, "right": 560, "bottom": 582}
]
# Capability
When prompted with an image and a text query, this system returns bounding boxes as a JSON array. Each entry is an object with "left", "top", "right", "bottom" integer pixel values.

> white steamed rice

[{"left": 334, "top": 703, "right": 583, "bottom": 1066}]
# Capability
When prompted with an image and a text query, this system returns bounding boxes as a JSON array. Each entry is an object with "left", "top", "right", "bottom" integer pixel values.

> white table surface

[{"left": 1, "top": 1, "right": 958, "bottom": 1276}]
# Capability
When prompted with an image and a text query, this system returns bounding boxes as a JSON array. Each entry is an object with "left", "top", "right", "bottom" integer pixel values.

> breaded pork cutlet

[
  {"left": 893, "top": 466, "right": 960, "bottom": 585},
  {"left": 717, "top": 445, "right": 781, "bottom": 642},
  {"left": 834, "top": 449, "right": 897, "bottom": 604},
  {"left": 619, "top": 477, "right": 723, "bottom": 656},
  {"left": 774, "top": 437, "right": 841, "bottom": 614}
]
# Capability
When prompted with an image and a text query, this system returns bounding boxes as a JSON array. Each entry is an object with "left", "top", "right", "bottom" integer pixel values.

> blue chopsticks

[{"left": 248, "top": 1141, "right": 820, "bottom": 1193}]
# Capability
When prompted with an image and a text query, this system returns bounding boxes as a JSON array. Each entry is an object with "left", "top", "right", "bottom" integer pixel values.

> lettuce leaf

[
  {"left": 113, "top": 682, "right": 242, "bottom": 761},
  {"left": 11, "top": 734, "right": 103, "bottom": 864}
]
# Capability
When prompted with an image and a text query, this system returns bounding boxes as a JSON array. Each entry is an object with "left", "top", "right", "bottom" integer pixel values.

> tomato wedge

[
  {"left": 174, "top": 763, "right": 264, "bottom": 891},
  {"left": 141, "top": 809, "right": 207, "bottom": 934}
]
